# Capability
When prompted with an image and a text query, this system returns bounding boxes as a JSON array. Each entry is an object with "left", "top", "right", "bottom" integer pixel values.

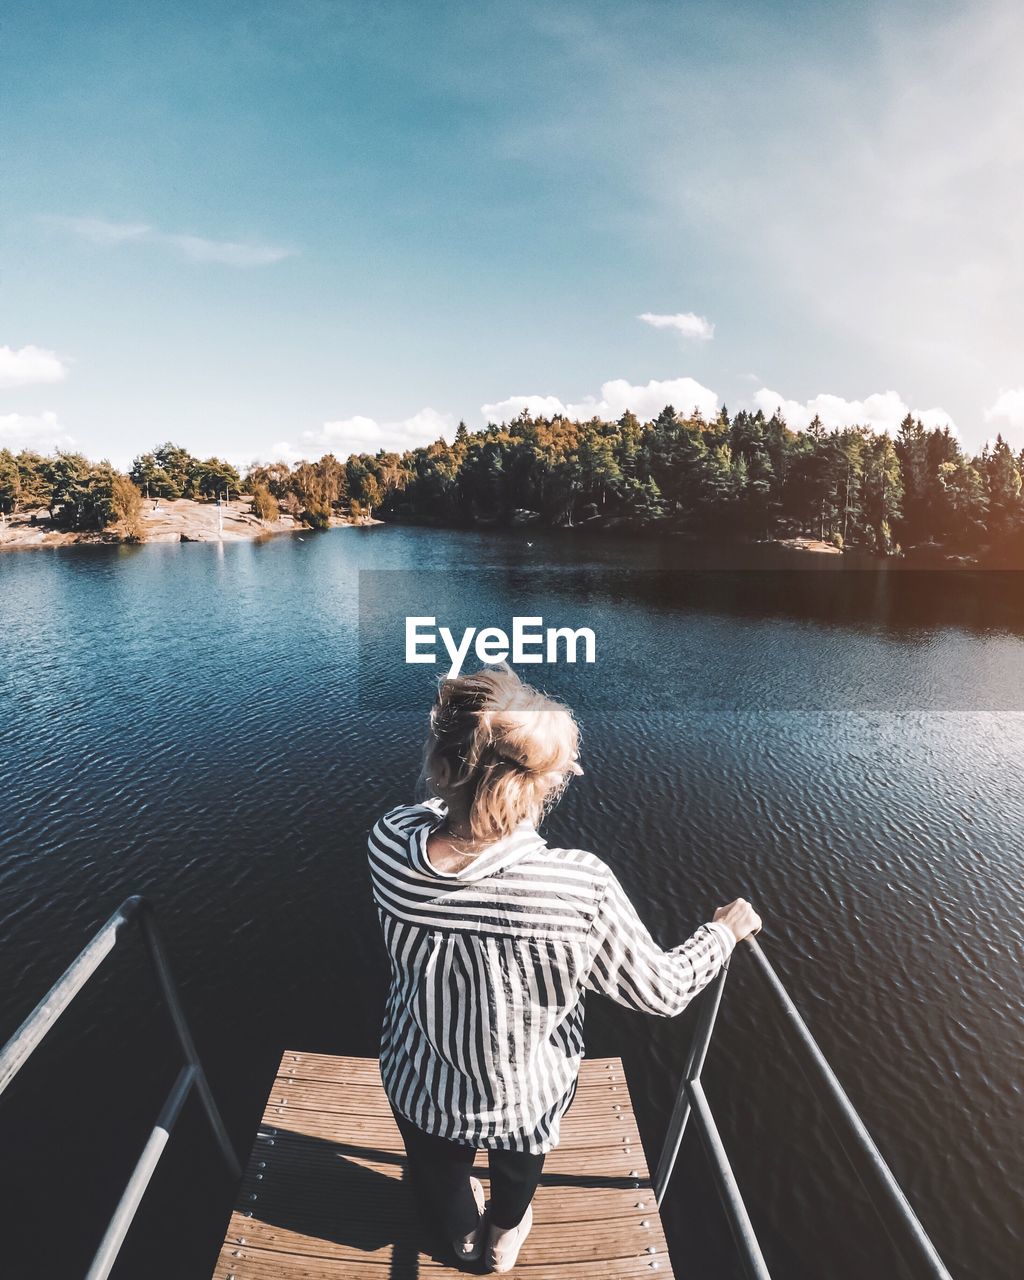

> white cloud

[
  {"left": 483, "top": 376, "right": 719, "bottom": 424},
  {"left": 0, "top": 345, "right": 69, "bottom": 389},
  {"left": 268, "top": 442, "right": 311, "bottom": 465},
  {"left": 912, "top": 409, "right": 958, "bottom": 433},
  {"left": 47, "top": 215, "right": 295, "bottom": 267},
  {"left": 753, "top": 388, "right": 957, "bottom": 435},
  {"left": 0, "top": 410, "right": 75, "bottom": 452},
  {"left": 639, "top": 312, "right": 715, "bottom": 340},
  {"left": 479, "top": 394, "right": 569, "bottom": 421},
  {"left": 398, "top": 407, "right": 458, "bottom": 440},
  {"left": 592, "top": 377, "right": 719, "bottom": 420},
  {"left": 270, "top": 407, "right": 454, "bottom": 463},
  {"left": 985, "top": 388, "right": 1024, "bottom": 433},
  {"left": 162, "top": 234, "right": 295, "bottom": 267},
  {"left": 49, "top": 216, "right": 151, "bottom": 245}
]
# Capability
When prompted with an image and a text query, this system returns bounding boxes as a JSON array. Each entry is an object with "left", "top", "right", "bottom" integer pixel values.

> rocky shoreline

[
  {"left": 0, "top": 497, "right": 378, "bottom": 550},
  {"left": 4, "top": 502, "right": 1015, "bottom": 566}
]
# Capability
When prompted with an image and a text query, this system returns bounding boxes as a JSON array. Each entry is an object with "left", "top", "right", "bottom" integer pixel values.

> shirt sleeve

[{"left": 582, "top": 870, "right": 735, "bottom": 1017}]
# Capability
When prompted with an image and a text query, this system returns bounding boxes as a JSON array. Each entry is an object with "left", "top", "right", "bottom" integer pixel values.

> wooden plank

[
  {"left": 257, "top": 1103, "right": 643, "bottom": 1149},
  {"left": 218, "top": 1216, "right": 667, "bottom": 1265},
  {"left": 210, "top": 1052, "right": 673, "bottom": 1278},
  {"left": 265, "top": 1076, "right": 636, "bottom": 1119},
  {"left": 213, "top": 1249, "right": 668, "bottom": 1278}
]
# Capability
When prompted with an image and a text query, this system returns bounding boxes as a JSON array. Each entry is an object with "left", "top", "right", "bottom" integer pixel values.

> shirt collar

[{"left": 402, "top": 798, "right": 546, "bottom": 882}]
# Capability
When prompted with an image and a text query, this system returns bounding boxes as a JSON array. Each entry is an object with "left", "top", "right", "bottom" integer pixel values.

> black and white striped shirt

[{"left": 368, "top": 799, "right": 736, "bottom": 1153}]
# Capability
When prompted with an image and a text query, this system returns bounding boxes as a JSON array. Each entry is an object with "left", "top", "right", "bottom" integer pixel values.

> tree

[
  {"left": 40, "top": 456, "right": 137, "bottom": 533},
  {"left": 982, "top": 435, "right": 1023, "bottom": 542},
  {"left": 922, "top": 427, "right": 961, "bottom": 538},
  {"left": 861, "top": 435, "right": 903, "bottom": 554},
  {"left": 45, "top": 452, "right": 91, "bottom": 523},
  {"left": 302, "top": 500, "right": 332, "bottom": 529},
  {"left": 0, "top": 449, "right": 20, "bottom": 513},
  {"left": 362, "top": 474, "right": 383, "bottom": 515},
  {"left": 244, "top": 461, "right": 293, "bottom": 499},
  {"left": 647, "top": 415, "right": 707, "bottom": 522},
  {"left": 110, "top": 475, "right": 144, "bottom": 541},
  {"left": 130, "top": 453, "right": 180, "bottom": 499},
  {"left": 781, "top": 433, "right": 830, "bottom": 536},
  {"left": 459, "top": 440, "right": 507, "bottom": 520},
  {"left": 936, "top": 457, "right": 986, "bottom": 550},
  {"left": 702, "top": 442, "right": 738, "bottom": 525},
  {"left": 250, "top": 483, "right": 280, "bottom": 523},
  {"left": 616, "top": 475, "right": 665, "bottom": 521},
  {"left": 74, "top": 463, "right": 119, "bottom": 531},
  {"left": 16, "top": 452, "right": 52, "bottom": 511},
  {"left": 152, "top": 443, "right": 196, "bottom": 495},
  {"left": 191, "top": 457, "right": 241, "bottom": 500},
  {"left": 894, "top": 414, "right": 929, "bottom": 545},
  {"left": 729, "top": 412, "right": 778, "bottom": 537},
  {"left": 345, "top": 458, "right": 384, "bottom": 517},
  {"left": 318, "top": 453, "right": 348, "bottom": 509},
  {"left": 289, "top": 459, "right": 335, "bottom": 527}
]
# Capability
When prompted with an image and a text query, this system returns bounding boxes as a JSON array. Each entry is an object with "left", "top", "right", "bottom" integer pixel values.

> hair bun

[{"left": 420, "top": 667, "right": 580, "bottom": 841}]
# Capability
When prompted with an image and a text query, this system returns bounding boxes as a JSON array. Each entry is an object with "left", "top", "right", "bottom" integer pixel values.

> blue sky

[{"left": 3, "top": 0, "right": 1023, "bottom": 468}]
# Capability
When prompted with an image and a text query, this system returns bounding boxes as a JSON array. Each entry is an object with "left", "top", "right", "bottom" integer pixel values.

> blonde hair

[{"left": 420, "top": 665, "right": 580, "bottom": 843}]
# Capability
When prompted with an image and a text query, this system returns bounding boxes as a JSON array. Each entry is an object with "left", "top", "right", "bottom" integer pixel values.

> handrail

[
  {"left": 654, "top": 935, "right": 953, "bottom": 1280},
  {"left": 0, "top": 895, "right": 242, "bottom": 1280}
]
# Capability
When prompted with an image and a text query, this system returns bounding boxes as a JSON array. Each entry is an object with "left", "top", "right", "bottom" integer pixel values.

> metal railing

[
  {"left": 653, "top": 936, "right": 954, "bottom": 1280},
  {"left": 0, "top": 896, "right": 242, "bottom": 1280}
]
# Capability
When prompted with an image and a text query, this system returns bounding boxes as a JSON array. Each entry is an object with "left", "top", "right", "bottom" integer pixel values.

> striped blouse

[{"left": 368, "top": 799, "right": 736, "bottom": 1154}]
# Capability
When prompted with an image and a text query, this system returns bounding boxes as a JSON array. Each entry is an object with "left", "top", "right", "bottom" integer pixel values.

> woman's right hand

[{"left": 713, "top": 898, "right": 763, "bottom": 943}]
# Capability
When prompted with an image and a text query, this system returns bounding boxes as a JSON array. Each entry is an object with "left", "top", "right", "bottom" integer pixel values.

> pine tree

[
  {"left": 982, "top": 435, "right": 1023, "bottom": 541},
  {"left": 894, "top": 414, "right": 928, "bottom": 545},
  {"left": 862, "top": 435, "right": 903, "bottom": 554}
]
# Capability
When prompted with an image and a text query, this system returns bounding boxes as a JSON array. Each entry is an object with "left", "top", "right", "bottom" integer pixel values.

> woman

[{"left": 367, "top": 666, "right": 762, "bottom": 1272}]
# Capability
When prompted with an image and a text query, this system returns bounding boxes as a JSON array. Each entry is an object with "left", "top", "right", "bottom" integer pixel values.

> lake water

[{"left": 0, "top": 527, "right": 1021, "bottom": 1280}]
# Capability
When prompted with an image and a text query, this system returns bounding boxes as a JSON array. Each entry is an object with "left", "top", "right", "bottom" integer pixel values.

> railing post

[
  {"left": 0, "top": 893, "right": 243, "bottom": 1280},
  {"left": 136, "top": 901, "right": 242, "bottom": 1180},
  {"left": 689, "top": 1079, "right": 772, "bottom": 1280},
  {"left": 742, "top": 937, "right": 954, "bottom": 1280},
  {"left": 653, "top": 935, "right": 953, "bottom": 1280},
  {"left": 84, "top": 1065, "right": 197, "bottom": 1280},
  {"left": 654, "top": 959, "right": 730, "bottom": 1205}
]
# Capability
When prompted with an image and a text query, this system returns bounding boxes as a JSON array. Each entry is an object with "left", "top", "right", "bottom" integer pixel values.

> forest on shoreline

[{"left": 2, "top": 404, "right": 1023, "bottom": 562}]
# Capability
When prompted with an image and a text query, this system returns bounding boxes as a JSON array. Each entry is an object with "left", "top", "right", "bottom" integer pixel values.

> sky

[{"left": 3, "top": 0, "right": 1023, "bottom": 470}]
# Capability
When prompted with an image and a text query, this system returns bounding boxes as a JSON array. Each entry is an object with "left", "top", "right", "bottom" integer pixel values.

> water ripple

[{"left": 0, "top": 533, "right": 1022, "bottom": 1279}]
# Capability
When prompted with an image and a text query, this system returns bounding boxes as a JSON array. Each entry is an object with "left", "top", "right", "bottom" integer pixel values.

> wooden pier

[{"left": 210, "top": 1050, "right": 674, "bottom": 1278}]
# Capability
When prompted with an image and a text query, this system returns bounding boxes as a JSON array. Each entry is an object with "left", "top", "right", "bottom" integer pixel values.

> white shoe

[
  {"left": 451, "top": 1176, "right": 487, "bottom": 1264},
  {"left": 486, "top": 1203, "right": 533, "bottom": 1273}
]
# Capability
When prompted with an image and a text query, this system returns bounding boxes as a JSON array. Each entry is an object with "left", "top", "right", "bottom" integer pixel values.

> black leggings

[{"left": 391, "top": 1108, "right": 545, "bottom": 1236}]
